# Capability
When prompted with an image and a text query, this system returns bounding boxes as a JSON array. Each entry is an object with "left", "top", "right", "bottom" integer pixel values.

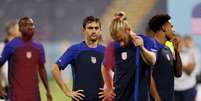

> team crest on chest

[
  {"left": 121, "top": 52, "right": 127, "bottom": 60},
  {"left": 26, "top": 51, "right": 32, "bottom": 59},
  {"left": 91, "top": 56, "right": 97, "bottom": 64}
]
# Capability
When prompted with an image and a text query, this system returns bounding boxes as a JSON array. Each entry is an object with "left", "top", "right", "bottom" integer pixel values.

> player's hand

[
  {"left": 0, "top": 83, "right": 5, "bottom": 98},
  {"left": 0, "top": 91, "right": 5, "bottom": 98},
  {"left": 131, "top": 35, "right": 144, "bottom": 47},
  {"left": 65, "top": 90, "right": 85, "bottom": 101},
  {"left": 171, "top": 36, "right": 180, "bottom": 51},
  {"left": 99, "top": 87, "right": 115, "bottom": 101},
  {"left": 154, "top": 95, "right": 161, "bottom": 101},
  {"left": 46, "top": 91, "right": 53, "bottom": 101}
]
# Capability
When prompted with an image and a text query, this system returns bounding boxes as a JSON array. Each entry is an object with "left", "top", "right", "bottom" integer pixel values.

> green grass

[{"left": 39, "top": 79, "right": 72, "bottom": 101}]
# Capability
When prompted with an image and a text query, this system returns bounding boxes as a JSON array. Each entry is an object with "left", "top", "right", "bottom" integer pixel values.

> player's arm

[
  {"left": 51, "top": 64, "right": 85, "bottom": 100},
  {"left": 38, "top": 63, "right": 52, "bottom": 101},
  {"left": 150, "top": 74, "right": 161, "bottom": 101},
  {"left": 100, "top": 65, "right": 115, "bottom": 101},
  {"left": 139, "top": 45, "right": 156, "bottom": 65},
  {"left": 52, "top": 45, "right": 85, "bottom": 100},
  {"left": 101, "top": 65, "right": 113, "bottom": 91},
  {"left": 174, "top": 49, "right": 182, "bottom": 77},
  {"left": 0, "top": 63, "right": 5, "bottom": 98},
  {"left": 172, "top": 37, "right": 182, "bottom": 77},
  {"left": 130, "top": 34, "right": 156, "bottom": 65},
  {"left": 182, "top": 62, "right": 196, "bottom": 75},
  {"left": 99, "top": 43, "right": 115, "bottom": 101},
  {"left": 0, "top": 44, "right": 12, "bottom": 98},
  {"left": 51, "top": 64, "right": 71, "bottom": 96}
]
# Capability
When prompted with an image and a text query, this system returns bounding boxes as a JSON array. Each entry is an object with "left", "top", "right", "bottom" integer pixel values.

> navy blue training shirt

[
  {"left": 103, "top": 34, "right": 157, "bottom": 101},
  {"left": 151, "top": 40, "right": 175, "bottom": 101},
  {"left": 56, "top": 41, "right": 105, "bottom": 101}
]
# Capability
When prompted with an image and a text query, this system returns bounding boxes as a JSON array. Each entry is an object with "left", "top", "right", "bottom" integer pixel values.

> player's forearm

[
  {"left": 150, "top": 75, "right": 161, "bottom": 101},
  {"left": 51, "top": 64, "right": 70, "bottom": 94},
  {"left": 0, "top": 81, "right": 4, "bottom": 97},
  {"left": 140, "top": 46, "right": 156, "bottom": 65},
  {"left": 101, "top": 66, "right": 113, "bottom": 89},
  {"left": 0, "top": 69, "right": 3, "bottom": 92},
  {"left": 183, "top": 63, "right": 196, "bottom": 75},
  {"left": 174, "top": 50, "right": 182, "bottom": 77},
  {"left": 38, "top": 65, "right": 51, "bottom": 93}
]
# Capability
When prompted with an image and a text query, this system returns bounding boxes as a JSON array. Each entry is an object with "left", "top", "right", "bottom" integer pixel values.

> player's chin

[
  {"left": 90, "top": 38, "right": 98, "bottom": 42},
  {"left": 90, "top": 36, "right": 97, "bottom": 40}
]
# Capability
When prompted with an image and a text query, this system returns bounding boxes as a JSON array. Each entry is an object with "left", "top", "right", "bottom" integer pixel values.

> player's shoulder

[
  {"left": 93, "top": 44, "right": 105, "bottom": 53},
  {"left": 138, "top": 33, "right": 154, "bottom": 41},
  {"left": 5, "top": 37, "right": 21, "bottom": 48},
  {"left": 97, "top": 44, "right": 105, "bottom": 50},
  {"left": 69, "top": 41, "right": 84, "bottom": 50},
  {"left": 32, "top": 40, "right": 44, "bottom": 50},
  {"left": 97, "top": 44, "right": 105, "bottom": 48}
]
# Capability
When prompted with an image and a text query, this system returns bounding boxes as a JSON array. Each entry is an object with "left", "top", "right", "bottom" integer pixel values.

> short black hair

[
  {"left": 148, "top": 14, "right": 171, "bottom": 33},
  {"left": 82, "top": 16, "right": 101, "bottom": 28},
  {"left": 19, "top": 17, "right": 31, "bottom": 25}
]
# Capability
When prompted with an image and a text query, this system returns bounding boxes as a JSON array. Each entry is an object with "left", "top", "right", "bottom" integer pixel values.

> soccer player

[
  {"left": 51, "top": 16, "right": 105, "bottom": 101},
  {"left": 101, "top": 13, "right": 156, "bottom": 101},
  {"left": 0, "top": 20, "right": 21, "bottom": 100},
  {"left": 148, "top": 14, "right": 182, "bottom": 101},
  {"left": 4, "top": 20, "right": 21, "bottom": 43},
  {"left": 0, "top": 17, "right": 52, "bottom": 101}
]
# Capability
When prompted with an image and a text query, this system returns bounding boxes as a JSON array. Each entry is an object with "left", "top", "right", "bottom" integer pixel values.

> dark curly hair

[{"left": 148, "top": 14, "right": 171, "bottom": 33}]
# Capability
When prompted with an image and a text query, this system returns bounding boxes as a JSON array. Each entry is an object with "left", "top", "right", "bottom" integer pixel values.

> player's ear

[
  {"left": 162, "top": 26, "right": 166, "bottom": 32},
  {"left": 82, "top": 27, "right": 85, "bottom": 33},
  {"left": 18, "top": 27, "right": 22, "bottom": 33}
]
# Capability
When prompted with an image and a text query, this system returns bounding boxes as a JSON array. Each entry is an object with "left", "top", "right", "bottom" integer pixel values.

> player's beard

[
  {"left": 165, "top": 31, "right": 175, "bottom": 41},
  {"left": 22, "top": 32, "right": 34, "bottom": 41},
  {"left": 89, "top": 34, "right": 99, "bottom": 42},
  {"left": 90, "top": 37, "right": 98, "bottom": 43}
]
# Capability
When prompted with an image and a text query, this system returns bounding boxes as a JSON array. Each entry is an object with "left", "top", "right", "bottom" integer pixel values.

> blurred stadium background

[{"left": 0, "top": 0, "right": 201, "bottom": 100}]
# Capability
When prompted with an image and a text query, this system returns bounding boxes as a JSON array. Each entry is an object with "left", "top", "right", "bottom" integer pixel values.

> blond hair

[
  {"left": 109, "top": 12, "right": 130, "bottom": 40},
  {"left": 5, "top": 20, "right": 18, "bottom": 35}
]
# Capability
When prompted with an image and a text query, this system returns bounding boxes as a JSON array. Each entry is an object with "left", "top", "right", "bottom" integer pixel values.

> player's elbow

[
  {"left": 144, "top": 54, "right": 156, "bottom": 66},
  {"left": 101, "top": 65, "right": 112, "bottom": 77},
  {"left": 175, "top": 72, "right": 182, "bottom": 78},
  {"left": 51, "top": 64, "right": 60, "bottom": 75},
  {"left": 149, "top": 52, "right": 156, "bottom": 65},
  {"left": 150, "top": 56, "right": 156, "bottom": 65}
]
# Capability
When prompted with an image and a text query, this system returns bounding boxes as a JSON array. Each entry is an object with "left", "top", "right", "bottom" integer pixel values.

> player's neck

[
  {"left": 21, "top": 36, "right": 32, "bottom": 42},
  {"left": 154, "top": 31, "right": 167, "bottom": 45},
  {"left": 85, "top": 39, "right": 98, "bottom": 48}
]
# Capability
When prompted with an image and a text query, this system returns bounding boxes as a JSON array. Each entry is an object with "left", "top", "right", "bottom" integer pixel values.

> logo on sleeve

[
  {"left": 26, "top": 51, "right": 32, "bottom": 59},
  {"left": 91, "top": 56, "right": 97, "bottom": 64},
  {"left": 166, "top": 54, "right": 170, "bottom": 61},
  {"left": 121, "top": 52, "right": 127, "bottom": 60}
]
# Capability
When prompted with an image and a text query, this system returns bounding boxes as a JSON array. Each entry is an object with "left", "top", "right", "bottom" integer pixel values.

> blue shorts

[{"left": 174, "top": 86, "right": 197, "bottom": 101}]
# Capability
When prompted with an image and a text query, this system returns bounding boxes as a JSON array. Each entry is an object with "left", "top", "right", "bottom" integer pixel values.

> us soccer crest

[
  {"left": 121, "top": 52, "right": 127, "bottom": 60},
  {"left": 26, "top": 51, "right": 32, "bottom": 59},
  {"left": 91, "top": 56, "right": 97, "bottom": 64}
]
